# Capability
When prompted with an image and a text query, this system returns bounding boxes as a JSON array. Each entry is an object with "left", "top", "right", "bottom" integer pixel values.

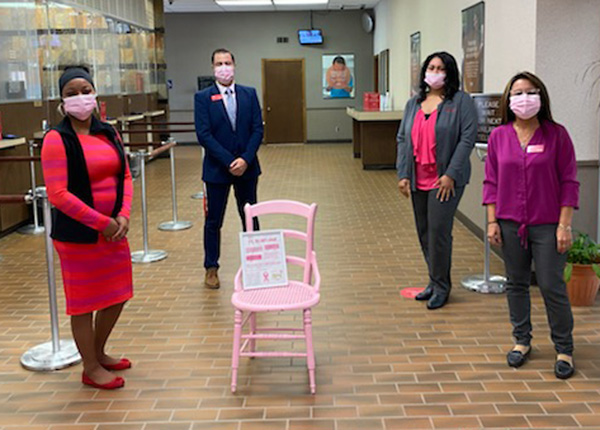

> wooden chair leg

[
  {"left": 231, "top": 309, "right": 243, "bottom": 393},
  {"left": 304, "top": 309, "right": 316, "bottom": 394}
]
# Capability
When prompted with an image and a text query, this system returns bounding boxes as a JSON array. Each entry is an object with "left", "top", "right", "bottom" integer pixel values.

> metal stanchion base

[
  {"left": 18, "top": 224, "right": 45, "bottom": 235},
  {"left": 131, "top": 249, "right": 168, "bottom": 263},
  {"left": 20, "top": 340, "right": 81, "bottom": 371},
  {"left": 461, "top": 274, "right": 507, "bottom": 294},
  {"left": 191, "top": 192, "right": 204, "bottom": 199},
  {"left": 158, "top": 220, "right": 193, "bottom": 231}
]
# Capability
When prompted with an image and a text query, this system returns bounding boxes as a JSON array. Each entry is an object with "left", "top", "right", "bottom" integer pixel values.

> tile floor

[{"left": 0, "top": 143, "right": 599, "bottom": 430}]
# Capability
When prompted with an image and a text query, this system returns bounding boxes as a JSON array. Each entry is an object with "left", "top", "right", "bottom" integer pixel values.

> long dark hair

[
  {"left": 500, "top": 71, "right": 554, "bottom": 124},
  {"left": 418, "top": 51, "right": 460, "bottom": 102}
]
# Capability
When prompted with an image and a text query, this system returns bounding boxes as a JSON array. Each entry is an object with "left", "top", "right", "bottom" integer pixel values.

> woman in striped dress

[{"left": 41, "top": 66, "right": 133, "bottom": 389}]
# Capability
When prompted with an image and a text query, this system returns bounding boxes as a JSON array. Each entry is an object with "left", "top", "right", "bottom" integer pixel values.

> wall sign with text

[
  {"left": 473, "top": 93, "right": 501, "bottom": 143},
  {"left": 462, "top": 1, "right": 485, "bottom": 93}
]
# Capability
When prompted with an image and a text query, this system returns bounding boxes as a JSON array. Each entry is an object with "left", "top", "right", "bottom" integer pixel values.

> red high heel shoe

[
  {"left": 101, "top": 358, "right": 132, "bottom": 371},
  {"left": 82, "top": 372, "right": 125, "bottom": 389}
]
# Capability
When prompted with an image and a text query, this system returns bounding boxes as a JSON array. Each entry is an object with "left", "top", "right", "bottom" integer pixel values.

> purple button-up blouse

[{"left": 483, "top": 121, "right": 579, "bottom": 241}]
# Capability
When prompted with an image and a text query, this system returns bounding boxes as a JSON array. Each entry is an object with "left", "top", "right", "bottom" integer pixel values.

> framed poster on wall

[
  {"left": 462, "top": 1, "right": 485, "bottom": 93},
  {"left": 410, "top": 32, "right": 421, "bottom": 96},
  {"left": 322, "top": 53, "right": 355, "bottom": 99}
]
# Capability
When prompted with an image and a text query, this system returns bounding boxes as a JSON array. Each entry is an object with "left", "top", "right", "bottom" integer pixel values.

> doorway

[{"left": 262, "top": 59, "right": 306, "bottom": 144}]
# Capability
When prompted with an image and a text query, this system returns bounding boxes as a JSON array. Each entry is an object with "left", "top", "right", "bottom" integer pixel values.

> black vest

[{"left": 47, "top": 116, "right": 126, "bottom": 244}]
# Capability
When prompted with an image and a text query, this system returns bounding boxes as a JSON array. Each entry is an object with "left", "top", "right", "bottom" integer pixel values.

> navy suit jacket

[{"left": 194, "top": 84, "right": 264, "bottom": 184}]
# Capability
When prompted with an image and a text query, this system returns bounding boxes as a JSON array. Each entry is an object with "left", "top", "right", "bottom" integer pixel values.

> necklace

[{"left": 514, "top": 125, "right": 537, "bottom": 149}]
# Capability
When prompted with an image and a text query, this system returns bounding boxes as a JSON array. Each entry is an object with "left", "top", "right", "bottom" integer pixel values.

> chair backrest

[{"left": 244, "top": 200, "right": 317, "bottom": 285}]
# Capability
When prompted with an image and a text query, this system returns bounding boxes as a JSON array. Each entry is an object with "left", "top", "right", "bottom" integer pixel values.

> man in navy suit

[{"left": 195, "top": 48, "right": 263, "bottom": 289}]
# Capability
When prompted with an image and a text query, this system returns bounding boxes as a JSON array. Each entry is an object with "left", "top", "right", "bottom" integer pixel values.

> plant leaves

[
  {"left": 564, "top": 263, "right": 573, "bottom": 283},
  {"left": 593, "top": 264, "right": 600, "bottom": 279}
]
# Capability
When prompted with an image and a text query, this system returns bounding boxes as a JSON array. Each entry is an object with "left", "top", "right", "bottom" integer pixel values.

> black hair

[
  {"left": 418, "top": 51, "right": 460, "bottom": 102},
  {"left": 59, "top": 65, "right": 94, "bottom": 96},
  {"left": 211, "top": 48, "right": 235, "bottom": 64},
  {"left": 333, "top": 56, "right": 346, "bottom": 65}
]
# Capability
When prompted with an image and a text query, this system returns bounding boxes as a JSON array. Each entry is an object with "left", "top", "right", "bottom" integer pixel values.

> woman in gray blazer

[{"left": 397, "top": 51, "right": 477, "bottom": 310}]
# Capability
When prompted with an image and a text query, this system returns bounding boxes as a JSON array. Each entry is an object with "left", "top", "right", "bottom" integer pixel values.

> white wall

[{"left": 536, "top": 0, "right": 600, "bottom": 162}]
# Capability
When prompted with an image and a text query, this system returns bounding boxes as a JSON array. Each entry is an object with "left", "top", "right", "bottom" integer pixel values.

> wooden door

[{"left": 262, "top": 59, "right": 306, "bottom": 144}]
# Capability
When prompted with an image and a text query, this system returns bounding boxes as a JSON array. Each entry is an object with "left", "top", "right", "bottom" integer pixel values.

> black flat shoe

[
  {"left": 426, "top": 293, "right": 448, "bottom": 310},
  {"left": 415, "top": 284, "right": 434, "bottom": 301},
  {"left": 555, "top": 359, "right": 575, "bottom": 380},
  {"left": 507, "top": 347, "right": 531, "bottom": 368}
]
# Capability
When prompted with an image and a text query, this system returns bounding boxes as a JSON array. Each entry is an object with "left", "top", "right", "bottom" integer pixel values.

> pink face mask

[
  {"left": 63, "top": 93, "right": 97, "bottom": 121},
  {"left": 424, "top": 72, "right": 446, "bottom": 90},
  {"left": 510, "top": 94, "right": 541, "bottom": 120},
  {"left": 214, "top": 65, "right": 234, "bottom": 84}
]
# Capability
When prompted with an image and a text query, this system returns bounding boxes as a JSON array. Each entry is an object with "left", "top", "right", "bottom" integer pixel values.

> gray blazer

[{"left": 396, "top": 91, "right": 477, "bottom": 190}]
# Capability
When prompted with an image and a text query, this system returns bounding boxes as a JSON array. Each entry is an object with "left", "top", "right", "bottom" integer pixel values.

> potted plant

[{"left": 564, "top": 232, "right": 600, "bottom": 306}]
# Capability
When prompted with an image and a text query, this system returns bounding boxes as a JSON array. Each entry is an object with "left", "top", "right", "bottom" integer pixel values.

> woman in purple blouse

[{"left": 483, "top": 72, "right": 579, "bottom": 379}]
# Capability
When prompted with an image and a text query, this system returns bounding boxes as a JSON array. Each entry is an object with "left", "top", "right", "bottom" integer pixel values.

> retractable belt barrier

[
  {"left": 119, "top": 128, "right": 196, "bottom": 134},
  {"left": 126, "top": 141, "right": 174, "bottom": 263},
  {"left": 460, "top": 143, "right": 507, "bottom": 294},
  {"left": 158, "top": 137, "right": 193, "bottom": 232},
  {"left": 127, "top": 121, "right": 195, "bottom": 127},
  {"left": 2, "top": 187, "right": 83, "bottom": 371},
  {"left": 18, "top": 141, "right": 45, "bottom": 235}
]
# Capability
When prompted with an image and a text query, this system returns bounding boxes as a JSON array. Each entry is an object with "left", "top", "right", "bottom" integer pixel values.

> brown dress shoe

[{"left": 205, "top": 268, "right": 220, "bottom": 289}]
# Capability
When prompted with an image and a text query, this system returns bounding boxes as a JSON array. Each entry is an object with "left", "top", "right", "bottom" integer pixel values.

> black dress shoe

[
  {"left": 506, "top": 347, "right": 531, "bottom": 368},
  {"left": 555, "top": 359, "right": 575, "bottom": 379},
  {"left": 426, "top": 293, "right": 448, "bottom": 310},
  {"left": 415, "top": 284, "right": 434, "bottom": 301}
]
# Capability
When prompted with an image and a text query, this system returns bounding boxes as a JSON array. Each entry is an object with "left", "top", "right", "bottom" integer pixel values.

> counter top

[
  {"left": 0, "top": 137, "right": 26, "bottom": 150},
  {"left": 144, "top": 110, "right": 165, "bottom": 117},
  {"left": 118, "top": 114, "right": 145, "bottom": 122},
  {"left": 346, "top": 107, "right": 403, "bottom": 121}
]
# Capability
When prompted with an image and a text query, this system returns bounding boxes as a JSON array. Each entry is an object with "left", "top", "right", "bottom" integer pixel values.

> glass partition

[
  {"left": 0, "top": 0, "right": 43, "bottom": 102},
  {"left": 1, "top": 0, "right": 158, "bottom": 103}
]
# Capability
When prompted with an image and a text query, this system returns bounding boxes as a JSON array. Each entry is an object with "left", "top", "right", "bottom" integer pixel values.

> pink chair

[{"left": 231, "top": 200, "right": 320, "bottom": 394}]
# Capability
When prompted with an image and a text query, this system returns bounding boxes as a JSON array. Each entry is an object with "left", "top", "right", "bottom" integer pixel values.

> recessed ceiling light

[
  {"left": 274, "top": 0, "right": 328, "bottom": 4},
  {"left": 216, "top": 0, "right": 272, "bottom": 6}
]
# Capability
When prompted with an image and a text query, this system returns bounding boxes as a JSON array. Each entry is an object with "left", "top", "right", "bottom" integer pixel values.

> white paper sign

[{"left": 240, "top": 230, "right": 289, "bottom": 290}]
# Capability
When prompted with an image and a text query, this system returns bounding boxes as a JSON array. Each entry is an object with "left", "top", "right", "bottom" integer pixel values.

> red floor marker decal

[{"left": 400, "top": 287, "right": 424, "bottom": 299}]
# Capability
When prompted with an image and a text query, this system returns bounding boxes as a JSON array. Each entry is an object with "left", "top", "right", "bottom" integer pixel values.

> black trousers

[
  {"left": 499, "top": 220, "right": 574, "bottom": 355},
  {"left": 204, "top": 177, "right": 259, "bottom": 269},
  {"left": 410, "top": 186, "right": 465, "bottom": 296}
]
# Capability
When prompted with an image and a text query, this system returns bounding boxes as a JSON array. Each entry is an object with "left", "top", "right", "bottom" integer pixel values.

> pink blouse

[{"left": 411, "top": 109, "right": 438, "bottom": 191}]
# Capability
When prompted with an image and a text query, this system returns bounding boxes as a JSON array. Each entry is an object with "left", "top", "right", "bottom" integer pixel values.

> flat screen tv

[{"left": 298, "top": 29, "right": 323, "bottom": 45}]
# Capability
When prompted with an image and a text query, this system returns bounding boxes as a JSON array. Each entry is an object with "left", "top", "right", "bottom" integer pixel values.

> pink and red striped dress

[{"left": 41, "top": 130, "right": 133, "bottom": 315}]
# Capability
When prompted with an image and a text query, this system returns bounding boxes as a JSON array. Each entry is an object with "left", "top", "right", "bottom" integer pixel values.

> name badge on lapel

[
  {"left": 527, "top": 145, "right": 544, "bottom": 154},
  {"left": 211, "top": 94, "right": 223, "bottom": 102}
]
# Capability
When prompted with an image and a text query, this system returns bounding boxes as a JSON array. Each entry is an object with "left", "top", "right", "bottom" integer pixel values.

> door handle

[{"left": 267, "top": 106, "right": 272, "bottom": 112}]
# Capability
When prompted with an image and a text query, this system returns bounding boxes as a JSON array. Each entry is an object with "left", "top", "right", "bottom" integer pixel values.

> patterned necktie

[{"left": 224, "top": 88, "right": 236, "bottom": 130}]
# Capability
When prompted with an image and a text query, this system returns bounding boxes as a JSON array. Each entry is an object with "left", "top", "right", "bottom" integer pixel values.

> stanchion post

[
  {"left": 460, "top": 144, "right": 507, "bottom": 294},
  {"left": 131, "top": 151, "right": 168, "bottom": 263},
  {"left": 191, "top": 146, "right": 205, "bottom": 200},
  {"left": 159, "top": 138, "right": 192, "bottom": 231},
  {"left": 20, "top": 186, "right": 81, "bottom": 371},
  {"left": 18, "top": 141, "right": 45, "bottom": 235}
]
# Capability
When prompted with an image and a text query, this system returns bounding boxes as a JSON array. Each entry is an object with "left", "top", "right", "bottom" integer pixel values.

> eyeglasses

[{"left": 510, "top": 88, "right": 540, "bottom": 96}]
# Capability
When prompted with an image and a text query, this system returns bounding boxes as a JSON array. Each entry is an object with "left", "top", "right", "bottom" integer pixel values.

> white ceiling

[{"left": 164, "top": 0, "right": 380, "bottom": 13}]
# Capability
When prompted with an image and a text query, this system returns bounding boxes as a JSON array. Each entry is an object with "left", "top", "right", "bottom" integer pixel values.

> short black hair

[
  {"left": 418, "top": 51, "right": 460, "bottom": 102},
  {"left": 211, "top": 48, "right": 235, "bottom": 64},
  {"left": 333, "top": 56, "right": 346, "bottom": 65}
]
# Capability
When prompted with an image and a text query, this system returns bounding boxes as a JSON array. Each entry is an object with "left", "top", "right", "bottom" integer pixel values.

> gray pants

[
  {"left": 411, "top": 187, "right": 464, "bottom": 296},
  {"left": 499, "top": 220, "right": 574, "bottom": 355}
]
